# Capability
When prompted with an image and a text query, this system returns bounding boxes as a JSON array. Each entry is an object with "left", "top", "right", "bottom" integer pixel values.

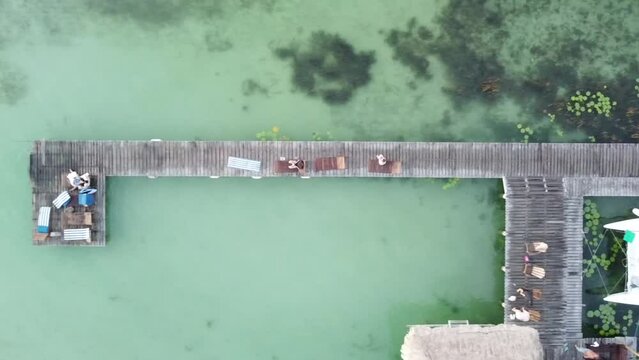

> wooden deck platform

[{"left": 29, "top": 140, "right": 639, "bottom": 358}]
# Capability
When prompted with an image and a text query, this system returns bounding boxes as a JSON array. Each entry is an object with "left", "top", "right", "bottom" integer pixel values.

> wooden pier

[{"left": 29, "top": 140, "right": 639, "bottom": 359}]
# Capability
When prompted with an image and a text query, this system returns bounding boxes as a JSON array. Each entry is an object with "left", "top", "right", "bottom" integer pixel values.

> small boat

[{"left": 603, "top": 208, "right": 639, "bottom": 305}]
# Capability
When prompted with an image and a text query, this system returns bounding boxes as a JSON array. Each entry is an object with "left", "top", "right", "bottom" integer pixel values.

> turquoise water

[{"left": 2, "top": 0, "right": 638, "bottom": 358}]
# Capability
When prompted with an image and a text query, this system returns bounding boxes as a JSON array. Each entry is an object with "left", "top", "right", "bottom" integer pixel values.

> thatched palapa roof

[{"left": 401, "top": 324, "right": 543, "bottom": 360}]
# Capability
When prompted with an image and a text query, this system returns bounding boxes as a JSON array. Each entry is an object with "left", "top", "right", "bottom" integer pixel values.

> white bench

[
  {"left": 63, "top": 228, "right": 91, "bottom": 243},
  {"left": 37, "top": 206, "right": 51, "bottom": 233},
  {"left": 52, "top": 191, "right": 71, "bottom": 209},
  {"left": 227, "top": 156, "right": 261, "bottom": 172}
]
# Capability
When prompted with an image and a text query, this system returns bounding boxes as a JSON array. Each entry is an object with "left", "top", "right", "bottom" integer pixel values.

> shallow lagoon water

[{"left": 2, "top": 0, "right": 639, "bottom": 358}]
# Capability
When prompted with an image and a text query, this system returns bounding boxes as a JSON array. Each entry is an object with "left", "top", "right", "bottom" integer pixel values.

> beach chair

[
  {"left": 368, "top": 159, "right": 401, "bottom": 174},
  {"left": 52, "top": 191, "right": 71, "bottom": 209},
  {"left": 37, "top": 206, "right": 51, "bottom": 233},
  {"left": 34, "top": 206, "right": 52, "bottom": 241},
  {"left": 227, "top": 156, "right": 261, "bottom": 172},
  {"left": 524, "top": 264, "right": 546, "bottom": 279},
  {"left": 314, "top": 156, "right": 347, "bottom": 171},
  {"left": 526, "top": 241, "right": 549, "bottom": 255},
  {"left": 528, "top": 309, "right": 541, "bottom": 322},
  {"left": 63, "top": 228, "right": 91, "bottom": 243}
]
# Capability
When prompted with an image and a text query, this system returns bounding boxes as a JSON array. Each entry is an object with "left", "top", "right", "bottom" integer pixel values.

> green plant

[
  {"left": 516, "top": 123, "right": 534, "bottom": 143},
  {"left": 567, "top": 90, "right": 616, "bottom": 117},
  {"left": 546, "top": 113, "right": 564, "bottom": 137},
  {"left": 582, "top": 199, "right": 618, "bottom": 277},
  {"left": 256, "top": 126, "right": 289, "bottom": 141},
  {"left": 312, "top": 131, "right": 334, "bottom": 141},
  {"left": 442, "top": 177, "right": 460, "bottom": 190},
  {"left": 587, "top": 304, "right": 634, "bottom": 336}
]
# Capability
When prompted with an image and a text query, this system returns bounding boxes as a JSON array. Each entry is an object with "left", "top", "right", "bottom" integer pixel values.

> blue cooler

[{"left": 79, "top": 189, "right": 97, "bottom": 206}]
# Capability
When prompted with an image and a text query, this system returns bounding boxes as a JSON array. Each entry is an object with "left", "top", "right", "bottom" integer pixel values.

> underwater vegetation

[
  {"left": 384, "top": 0, "right": 639, "bottom": 142},
  {"left": 0, "top": 62, "right": 28, "bottom": 105},
  {"left": 582, "top": 200, "right": 623, "bottom": 278},
  {"left": 84, "top": 0, "right": 225, "bottom": 27},
  {"left": 566, "top": 90, "right": 616, "bottom": 118},
  {"left": 274, "top": 31, "right": 375, "bottom": 105},
  {"left": 204, "top": 30, "right": 233, "bottom": 53},
  {"left": 383, "top": 17, "right": 433, "bottom": 80},
  {"left": 586, "top": 304, "right": 634, "bottom": 337},
  {"left": 241, "top": 79, "right": 269, "bottom": 97}
]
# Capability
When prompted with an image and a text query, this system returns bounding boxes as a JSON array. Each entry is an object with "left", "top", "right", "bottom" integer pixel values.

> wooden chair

[
  {"left": 532, "top": 289, "right": 542, "bottom": 300},
  {"left": 314, "top": 156, "right": 347, "bottom": 171},
  {"left": 528, "top": 309, "right": 541, "bottom": 322},
  {"left": 368, "top": 159, "right": 401, "bottom": 174},
  {"left": 524, "top": 264, "right": 546, "bottom": 279}
]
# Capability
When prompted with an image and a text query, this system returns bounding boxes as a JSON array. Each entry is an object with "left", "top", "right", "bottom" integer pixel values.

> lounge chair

[
  {"left": 314, "top": 156, "right": 347, "bottom": 171},
  {"left": 526, "top": 241, "right": 549, "bottom": 255},
  {"left": 227, "top": 156, "right": 261, "bottom": 172},
  {"left": 63, "top": 228, "right": 91, "bottom": 243},
  {"left": 37, "top": 206, "right": 51, "bottom": 233},
  {"left": 368, "top": 159, "right": 401, "bottom": 174},
  {"left": 524, "top": 264, "right": 546, "bottom": 279},
  {"left": 52, "top": 191, "right": 71, "bottom": 209},
  {"left": 34, "top": 206, "right": 51, "bottom": 241}
]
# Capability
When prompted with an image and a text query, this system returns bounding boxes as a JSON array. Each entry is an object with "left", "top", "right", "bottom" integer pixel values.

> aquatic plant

[
  {"left": 515, "top": 123, "right": 534, "bottom": 143},
  {"left": 586, "top": 304, "right": 634, "bottom": 336},
  {"left": 311, "top": 131, "right": 333, "bottom": 141},
  {"left": 384, "top": 17, "right": 433, "bottom": 80},
  {"left": 582, "top": 200, "right": 622, "bottom": 277},
  {"left": 441, "top": 178, "right": 460, "bottom": 190},
  {"left": 256, "top": 126, "right": 289, "bottom": 141},
  {"left": 567, "top": 90, "right": 616, "bottom": 117},
  {"left": 274, "top": 31, "right": 375, "bottom": 105},
  {"left": 546, "top": 113, "right": 564, "bottom": 137}
]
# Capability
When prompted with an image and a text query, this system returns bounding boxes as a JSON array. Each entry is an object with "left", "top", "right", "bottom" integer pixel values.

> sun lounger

[
  {"left": 524, "top": 264, "right": 546, "bottom": 279},
  {"left": 227, "top": 156, "right": 261, "bottom": 172},
  {"left": 526, "top": 241, "right": 548, "bottom": 255},
  {"left": 37, "top": 206, "right": 51, "bottom": 233},
  {"left": 63, "top": 228, "right": 91, "bottom": 243},
  {"left": 52, "top": 191, "right": 71, "bottom": 209},
  {"left": 368, "top": 159, "right": 401, "bottom": 174},
  {"left": 314, "top": 156, "right": 347, "bottom": 171}
]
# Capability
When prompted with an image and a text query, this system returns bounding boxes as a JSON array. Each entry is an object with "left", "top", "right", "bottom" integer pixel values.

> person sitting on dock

[
  {"left": 574, "top": 345, "right": 601, "bottom": 359},
  {"left": 509, "top": 307, "right": 530, "bottom": 322},
  {"left": 376, "top": 154, "right": 387, "bottom": 166},
  {"left": 79, "top": 173, "right": 91, "bottom": 190},
  {"left": 288, "top": 158, "right": 305, "bottom": 170},
  {"left": 67, "top": 169, "right": 82, "bottom": 190},
  {"left": 516, "top": 287, "right": 534, "bottom": 305}
]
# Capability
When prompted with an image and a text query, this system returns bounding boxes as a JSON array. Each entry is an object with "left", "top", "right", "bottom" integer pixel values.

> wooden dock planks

[{"left": 29, "top": 140, "right": 639, "bottom": 357}]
